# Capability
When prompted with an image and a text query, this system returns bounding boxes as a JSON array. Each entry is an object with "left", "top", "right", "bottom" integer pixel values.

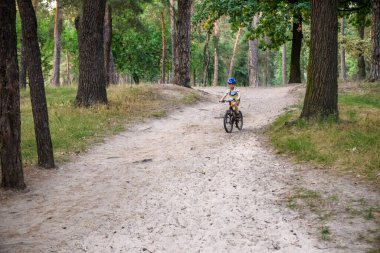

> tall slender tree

[
  {"left": 169, "top": 0, "right": 176, "bottom": 83},
  {"left": 202, "top": 32, "right": 211, "bottom": 86},
  {"left": 160, "top": 11, "right": 166, "bottom": 84},
  {"left": 17, "top": 0, "right": 55, "bottom": 168},
  {"left": 75, "top": 0, "right": 107, "bottom": 106},
  {"left": 368, "top": 0, "right": 380, "bottom": 81},
  {"left": 357, "top": 19, "right": 366, "bottom": 80},
  {"left": 19, "top": 33, "right": 27, "bottom": 89},
  {"left": 212, "top": 19, "right": 220, "bottom": 87},
  {"left": 228, "top": 27, "right": 242, "bottom": 79},
  {"left": 289, "top": 14, "right": 303, "bottom": 83},
  {"left": 249, "top": 16, "right": 259, "bottom": 87},
  {"left": 174, "top": 0, "right": 192, "bottom": 88},
  {"left": 65, "top": 50, "right": 71, "bottom": 85},
  {"left": 103, "top": 3, "right": 112, "bottom": 86},
  {"left": 282, "top": 44, "right": 287, "bottom": 85},
  {"left": 50, "top": 0, "right": 62, "bottom": 86},
  {"left": 19, "top": 0, "right": 37, "bottom": 89},
  {"left": 301, "top": 0, "right": 338, "bottom": 119},
  {"left": 0, "top": 0, "right": 26, "bottom": 189},
  {"left": 340, "top": 17, "right": 347, "bottom": 81}
]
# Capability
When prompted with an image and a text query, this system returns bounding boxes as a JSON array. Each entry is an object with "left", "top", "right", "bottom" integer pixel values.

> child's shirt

[{"left": 225, "top": 87, "right": 240, "bottom": 100}]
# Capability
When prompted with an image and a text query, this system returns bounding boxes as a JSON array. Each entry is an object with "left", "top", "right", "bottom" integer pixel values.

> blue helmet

[{"left": 227, "top": 77, "right": 236, "bottom": 84}]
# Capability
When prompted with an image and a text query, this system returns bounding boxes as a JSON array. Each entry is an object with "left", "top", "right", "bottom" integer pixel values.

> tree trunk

[
  {"left": 132, "top": 73, "right": 139, "bottom": 84},
  {"left": 282, "top": 44, "right": 287, "bottom": 85},
  {"left": 109, "top": 51, "right": 118, "bottom": 84},
  {"left": 193, "top": 69, "right": 196, "bottom": 86},
  {"left": 228, "top": 27, "right": 242, "bottom": 79},
  {"left": 103, "top": 3, "right": 112, "bottom": 86},
  {"left": 0, "top": 0, "right": 26, "bottom": 189},
  {"left": 289, "top": 15, "right": 303, "bottom": 83},
  {"left": 169, "top": 0, "right": 176, "bottom": 83},
  {"left": 357, "top": 21, "right": 366, "bottom": 80},
  {"left": 212, "top": 20, "right": 220, "bottom": 87},
  {"left": 265, "top": 47, "right": 269, "bottom": 86},
  {"left": 50, "top": 0, "right": 62, "bottom": 87},
  {"left": 32, "top": 0, "right": 37, "bottom": 10},
  {"left": 160, "top": 11, "right": 166, "bottom": 84},
  {"left": 340, "top": 17, "right": 347, "bottom": 81},
  {"left": 202, "top": 32, "right": 211, "bottom": 87},
  {"left": 368, "top": 0, "right": 380, "bottom": 81},
  {"left": 301, "top": 0, "right": 338, "bottom": 120},
  {"left": 19, "top": 0, "right": 37, "bottom": 89},
  {"left": 17, "top": 0, "right": 55, "bottom": 168},
  {"left": 75, "top": 0, "right": 107, "bottom": 106},
  {"left": 65, "top": 50, "right": 71, "bottom": 85},
  {"left": 174, "top": 0, "right": 192, "bottom": 88},
  {"left": 19, "top": 35, "right": 27, "bottom": 89},
  {"left": 248, "top": 16, "right": 259, "bottom": 87}
]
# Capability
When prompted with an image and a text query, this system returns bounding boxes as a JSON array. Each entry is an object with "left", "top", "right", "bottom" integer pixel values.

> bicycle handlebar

[{"left": 220, "top": 98, "right": 235, "bottom": 103}]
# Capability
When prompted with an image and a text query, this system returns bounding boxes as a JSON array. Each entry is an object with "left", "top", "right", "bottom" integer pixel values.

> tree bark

[
  {"left": 265, "top": 46, "right": 269, "bottom": 86},
  {"left": 109, "top": 51, "right": 118, "bottom": 84},
  {"left": 340, "top": 17, "right": 347, "bottom": 81},
  {"left": 17, "top": 0, "right": 55, "bottom": 168},
  {"left": 174, "top": 0, "right": 192, "bottom": 88},
  {"left": 103, "top": 3, "right": 112, "bottom": 86},
  {"left": 0, "top": 0, "right": 26, "bottom": 189},
  {"left": 368, "top": 0, "right": 380, "bottom": 81},
  {"left": 65, "top": 49, "right": 71, "bottom": 85},
  {"left": 19, "top": 35, "right": 27, "bottom": 89},
  {"left": 357, "top": 21, "right": 366, "bottom": 80},
  {"left": 202, "top": 32, "right": 211, "bottom": 87},
  {"left": 19, "top": 0, "right": 37, "bottom": 89},
  {"left": 301, "top": 0, "right": 338, "bottom": 120},
  {"left": 228, "top": 27, "right": 242, "bottom": 79},
  {"left": 32, "top": 0, "right": 37, "bottom": 10},
  {"left": 169, "top": 0, "right": 176, "bottom": 83},
  {"left": 212, "top": 20, "right": 220, "bottom": 87},
  {"left": 160, "top": 11, "right": 166, "bottom": 84},
  {"left": 50, "top": 0, "right": 62, "bottom": 87},
  {"left": 249, "top": 16, "right": 259, "bottom": 87},
  {"left": 75, "top": 0, "right": 107, "bottom": 106},
  {"left": 289, "top": 15, "right": 303, "bottom": 83},
  {"left": 282, "top": 44, "right": 287, "bottom": 85}
]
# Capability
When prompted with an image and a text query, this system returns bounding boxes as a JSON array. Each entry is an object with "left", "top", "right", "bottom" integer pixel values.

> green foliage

[
  {"left": 112, "top": 1, "right": 165, "bottom": 82},
  {"left": 194, "top": 0, "right": 310, "bottom": 50}
]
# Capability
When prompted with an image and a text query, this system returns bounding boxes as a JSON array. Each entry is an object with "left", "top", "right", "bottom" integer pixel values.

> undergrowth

[
  {"left": 20, "top": 84, "right": 201, "bottom": 166},
  {"left": 269, "top": 82, "right": 380, "bottom": 182}
]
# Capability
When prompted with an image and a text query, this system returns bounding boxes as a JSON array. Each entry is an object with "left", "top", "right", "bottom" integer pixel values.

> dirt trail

[{"left": 1, "top": 86, "right": 379, "bottom": 253}]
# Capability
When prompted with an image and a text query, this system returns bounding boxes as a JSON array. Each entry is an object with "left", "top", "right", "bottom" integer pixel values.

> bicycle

[{"left": 220, "top": 98, "right": 243, "bottom": 133}]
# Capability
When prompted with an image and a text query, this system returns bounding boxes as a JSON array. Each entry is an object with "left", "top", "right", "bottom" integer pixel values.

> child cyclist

[{"left": 219, "top": 77, "right": 241, "bottom": 114}]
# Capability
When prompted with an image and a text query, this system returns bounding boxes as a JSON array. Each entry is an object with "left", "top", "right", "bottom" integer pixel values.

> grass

[
  {"left": 287, "top": 187, "right": 321, "bottom": 211},
  {"left": 269, "top": 82, "right": 380, "bottom": 182},
  {"left": 20, "top": 84, "right": 201, "bottom": 166},
  {"left": 320, "top": 226, "right": 331, "bottom": 241}
]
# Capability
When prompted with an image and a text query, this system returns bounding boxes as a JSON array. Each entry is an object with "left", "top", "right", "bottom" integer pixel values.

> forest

[
  {"left": 1, "top": 0, "right": 380, "bottom": 191},
  {"left": 1, "top": 0, "right": 380, "bottom": 251}
]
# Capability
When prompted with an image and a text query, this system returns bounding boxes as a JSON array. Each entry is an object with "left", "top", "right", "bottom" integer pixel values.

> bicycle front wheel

[
  {"left": 224, "top": 110, "right": 234, "bottom": 133},
  {"left": 235, "top": 111, "right": 243, "bottom": 130}
]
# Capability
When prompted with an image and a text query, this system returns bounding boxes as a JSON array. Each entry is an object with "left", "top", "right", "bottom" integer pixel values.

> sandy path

[{"left": 1, "top": 86, "right": 379, "bottom": 253}]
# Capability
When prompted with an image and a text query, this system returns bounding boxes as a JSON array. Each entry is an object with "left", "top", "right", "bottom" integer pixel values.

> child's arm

[
  {"left": 236, "top": 92, "right": 241, "bottom": 100},
  {"left": 219, "top": 94, "right": 227, "bottom": 102}
]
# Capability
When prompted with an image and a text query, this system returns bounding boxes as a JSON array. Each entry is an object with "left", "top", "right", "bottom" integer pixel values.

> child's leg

[{"left": 235, "top": 100, "right": 240, "bottom": 113}]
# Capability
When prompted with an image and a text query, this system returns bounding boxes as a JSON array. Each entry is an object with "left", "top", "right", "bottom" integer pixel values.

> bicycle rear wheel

[
  {"left": 235, "top": 111, "right": 243, "bottom": 130},
  {"left": 223, "top": 110, "right": 234, "bottom": 133}
]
